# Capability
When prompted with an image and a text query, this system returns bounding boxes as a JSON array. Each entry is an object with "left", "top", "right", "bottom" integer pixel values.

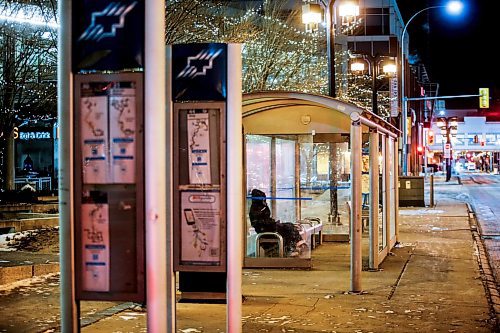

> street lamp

[
  {"left": 437, "top": 116, "right": 458, "bottom": 181},
  {"left": 400, "top": 1, "right": 464, "bottom": 175},
  {"left": 350, "top": 54, "right": 396, "bottom": 115},
  {"left": 302, "top": 1, "right": 359, "bottom": 98}
]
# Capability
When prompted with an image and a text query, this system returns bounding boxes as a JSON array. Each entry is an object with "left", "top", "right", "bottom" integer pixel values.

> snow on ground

[
  {"left": 0, "top": 272, "right": 59, "bottom": 293},
  {"left": 399, "top": 209, "right": 445, "bottom": 215},
  {"left": 0, "top": 227, "right": 59, "bottom": 252},
  {"left": 0, "top": 232, "right": 21, "bottom": 251}
]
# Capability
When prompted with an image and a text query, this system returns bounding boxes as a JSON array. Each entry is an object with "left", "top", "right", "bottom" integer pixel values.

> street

[{"left": 459, "top": 173, "right": 500, "bottom": 283}]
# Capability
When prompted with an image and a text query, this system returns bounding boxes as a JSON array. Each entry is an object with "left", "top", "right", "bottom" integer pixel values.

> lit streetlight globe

[{"left": 446, "top": 1, "right": 464, "bottom": 15}]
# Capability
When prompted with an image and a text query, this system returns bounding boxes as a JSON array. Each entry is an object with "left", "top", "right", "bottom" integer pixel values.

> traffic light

[
  {"left": 427, "top": 131, "right": 435, "bottom": 145},
  {"left": 479, "top": 88, "right": 489, "bottom": 109},
  {"left": 417, "top": 146, "right": 424, "bottom": 155},
  {"left": 474, "top": 135, "right": 479, "bottom": 144}
]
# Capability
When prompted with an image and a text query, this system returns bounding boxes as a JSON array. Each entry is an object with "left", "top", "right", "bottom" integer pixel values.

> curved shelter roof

[{"left": 242, "top": 91, "right": 399, "bottom": 136}]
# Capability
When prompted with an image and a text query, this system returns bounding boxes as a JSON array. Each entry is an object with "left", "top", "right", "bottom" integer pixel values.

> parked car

[{"left": 466, "top": 162, "right": 476, "bottom": 171}]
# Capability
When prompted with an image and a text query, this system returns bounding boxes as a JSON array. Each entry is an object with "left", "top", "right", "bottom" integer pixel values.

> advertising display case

[{"left": 74, "top": 73, "right": 145, "bottom": 302}]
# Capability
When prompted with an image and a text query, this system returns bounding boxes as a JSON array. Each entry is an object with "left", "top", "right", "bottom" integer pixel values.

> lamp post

[
  {"left": 350, "top": 54, "right": 396, "bottom": 115},
  {"left": 302, "top": 1, "right": 359, "bottom": 98},
  {"left": 436, "top": 117, "right": 458, "bottom": 182},
  {"left": 400, "top": 1, "right": 463, "bottom": 175},
  {"left": 302, "top": 1, "right": 358, "bottom": 224}
]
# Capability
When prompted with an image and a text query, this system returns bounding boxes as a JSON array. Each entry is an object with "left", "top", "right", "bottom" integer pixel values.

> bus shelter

[{"left": 242, "top": 92, "right": 399, "bottom": 279}]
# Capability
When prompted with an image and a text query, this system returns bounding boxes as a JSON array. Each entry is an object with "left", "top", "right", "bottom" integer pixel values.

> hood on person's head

[{"left": 251, "top": 189, "right": 266, "bottom": 202}]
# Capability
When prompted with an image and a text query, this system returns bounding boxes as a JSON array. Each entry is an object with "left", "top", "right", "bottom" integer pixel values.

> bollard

[{"left": 430, "top": 174, "right": 434, "bottom": 207}]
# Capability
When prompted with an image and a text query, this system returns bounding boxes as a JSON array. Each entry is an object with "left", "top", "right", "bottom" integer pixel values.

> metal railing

[{"left": 14, "top": 177, "right": 52, "bottom": 191}]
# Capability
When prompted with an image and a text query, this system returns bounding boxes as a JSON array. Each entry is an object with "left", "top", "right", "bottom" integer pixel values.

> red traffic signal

[{"left": 417, "top": 146, "right": 424, "bottom": 154}]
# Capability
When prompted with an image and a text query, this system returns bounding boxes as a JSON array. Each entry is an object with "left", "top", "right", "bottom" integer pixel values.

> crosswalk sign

[{"left": 479, "top": 88, "right": 489, "bottom": 108}]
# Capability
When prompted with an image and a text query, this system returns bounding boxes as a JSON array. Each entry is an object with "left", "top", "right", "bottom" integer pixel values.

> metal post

[
  {"left": 401, "top": 36, "right": 407, "bottom": 176},
  {"left": 226, "top": 43, "right": 243, "bottom": 333},
  {"left": 430, "top": 174, "right": 434, "bottom": 207},
  {"left": 326, "top": 0, "right": 336, "bottom": 98},
  {"left": 371, "top": 59, "right": 378, "bottom": 115},
  {"left": 145, "top": 1, "right": 170, "bottom": 331},
  {"left": 6, "top": 132, "right": 15, "bottom": 191},
  {"left": 369, "top": 129, "right": 379, "bottom": 269},
  {"left": 350, "top": 112, "right": 362, "bottom": 292},
  {"left": 401, "top": 6, "right": 444, "bottom": 176},
  {"left": 446, "top": 125, "right": 451, "bottom": 182},
  {"left": 58, "top": 0, "right": 78, "bottom": 331}
]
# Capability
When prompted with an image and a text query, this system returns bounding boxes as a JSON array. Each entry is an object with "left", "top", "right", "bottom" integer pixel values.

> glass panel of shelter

[
  {"left": 389, "top": 137, "right": 397, "bottom": 241},
  {"left": 299, "top": 138, "right": 351, "bottom": 238},
  {"left": 379, "top": 133, "right": 387, "bottom": 252},
  {"left": 245, "top": 134, "right": 315, "bottom": 260},
  {"left": 245, "top": 133, "right": 356, "bottom": 261}
]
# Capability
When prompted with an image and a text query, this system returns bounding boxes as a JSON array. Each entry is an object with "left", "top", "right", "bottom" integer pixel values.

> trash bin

[{"left": 398, "top": 176, "right": 425, "bottom": 207}]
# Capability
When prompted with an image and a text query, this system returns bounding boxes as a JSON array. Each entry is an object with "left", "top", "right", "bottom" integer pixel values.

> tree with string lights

[
  {"left": 166, "top": 0, "right": 329, "bottom": 94},
  {"left": 0, "top": 1, "right": 57, "bottom": 192}
]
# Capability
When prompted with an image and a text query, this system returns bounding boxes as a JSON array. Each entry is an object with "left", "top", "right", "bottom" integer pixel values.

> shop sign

[{"left": 19, "top": 131, "right": 51, "bottom": 140}]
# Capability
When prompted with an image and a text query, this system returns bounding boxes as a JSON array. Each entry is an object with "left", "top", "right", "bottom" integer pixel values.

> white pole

[
  {"left": 145, "top": 1, "right": 171, "bottom": 331},
  {"left": 58, "top": 0, "right": 78, "bottom": 331},
  {"left": 350, "top": 112, "right": 362, "bottom": 292},
  {"left": 226, "top": 44, "right": 243, "bottom": 333}
]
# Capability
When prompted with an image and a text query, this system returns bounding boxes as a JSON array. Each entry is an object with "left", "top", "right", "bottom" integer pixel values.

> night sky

[{"left": 397, "top": 0, "right": 498, "bottom": 109}]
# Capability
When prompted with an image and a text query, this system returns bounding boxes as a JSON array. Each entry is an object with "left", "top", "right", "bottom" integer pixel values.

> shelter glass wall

[
  {"left": 299, "top": 139, "right": 351, "bottom": 237},
  {"left": 242, "top": 93, "right": 398, "bottom": 269},
  {"left": 389, "top": 137, "right": 397, "bottom": 243},
  {"left": 245, "top": 134, "right": 313, "bottom": 261},
  {"left": 377, "top": 133, "right": 384, "bottom": 252}
]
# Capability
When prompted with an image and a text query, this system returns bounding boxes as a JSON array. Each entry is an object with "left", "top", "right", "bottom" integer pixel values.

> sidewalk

[
  {"left": 81, "top": 176, "right": 497, "bottom": 332},
  {"left": 0, "top": 176, "right": 498, "bottom": 332}
]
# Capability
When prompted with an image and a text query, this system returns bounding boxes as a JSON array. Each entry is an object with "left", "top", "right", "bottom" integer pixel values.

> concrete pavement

[
  {"left": 0, "top": 175, "right": 499, "bottom": 332},
  {"left": 79, "top": 190, "right": 498, "bottom": 332}
]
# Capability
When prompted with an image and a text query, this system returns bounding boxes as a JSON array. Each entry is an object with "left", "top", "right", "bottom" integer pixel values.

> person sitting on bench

[{"left": 249, "top": 189, "right": 302, "bottom": 257}]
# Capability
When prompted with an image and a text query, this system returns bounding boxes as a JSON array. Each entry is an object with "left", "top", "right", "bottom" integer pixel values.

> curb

[
  {"left": 0, "top": 263, "right": 59, "bottom": 285},
  {"left": 466, "top": 203, "right": 500, "bottom": 328}
]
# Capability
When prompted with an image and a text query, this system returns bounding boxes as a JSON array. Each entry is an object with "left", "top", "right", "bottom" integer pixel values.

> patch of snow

[
  {"left": 430, "top": 226, "right": 448, "bottom": 231},
  {"left": 399, "top": 209, "right": 444, "bottom": 215},
  {"left": 0, "top": 232, "right": 17, "bottom": 251},
  {"left": 0, "top": 273, "right": 59, "bottom": 293}
]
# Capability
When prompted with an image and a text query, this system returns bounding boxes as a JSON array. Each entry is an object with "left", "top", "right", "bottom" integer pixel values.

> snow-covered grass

[{"left": 0, "top": 231, "right": 20, "bottom": 251}]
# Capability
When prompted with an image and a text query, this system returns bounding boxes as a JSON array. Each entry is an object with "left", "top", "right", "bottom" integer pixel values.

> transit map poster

[
  {"left": 109, "top": 88, "right": 136, "bottom": 184},
  {"left": 180, "top": 191, "right": 221, "bottom": 265},
  {"left": 187, "top": 110, "right": 211, "bottom": 184},
  {"left": 81, "top": 191, "right": 110, "bottom": 292},
  {"left": 81, "top": 95, "right": 109, "bottom": 184}
]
